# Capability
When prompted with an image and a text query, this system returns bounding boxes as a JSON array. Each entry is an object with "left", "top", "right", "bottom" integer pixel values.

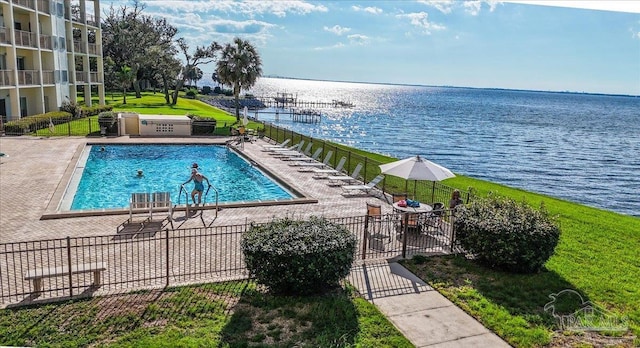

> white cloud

[
  {"left": 352, "top": 5, "right": 383, "bottom": 15},
  {"left": 347, "top": 34, "right": 370, "bottom": 45},
  {"left": 313, "top": 42, "right": 346, "bottom": 50},
  {"left": 396, "top": 12, "right": 446, "bottom": 35},
  {"left": 136, "top": 0, "right": 328, "bottom": 18},
  {"left": 324, "top": 25, "right": 351, "bottom": 35},
  {"left": 417, "top": 0, "right": 455, "bottom": 14},
  {"left": 463, "top": 1, "right": 483, "bottom": 16}
]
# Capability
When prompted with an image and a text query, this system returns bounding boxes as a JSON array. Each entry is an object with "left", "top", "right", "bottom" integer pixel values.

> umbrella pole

[
  {"left": 404, "top": 181, "right": 408, "bottom": 197},
  {"left": 413, "top": 180, "right": 417, "bottom": 200}
]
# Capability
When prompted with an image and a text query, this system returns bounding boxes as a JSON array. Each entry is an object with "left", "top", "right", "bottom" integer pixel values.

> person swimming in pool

[{"left": 182, "top": 166, "right": 210, "bottom": 205}]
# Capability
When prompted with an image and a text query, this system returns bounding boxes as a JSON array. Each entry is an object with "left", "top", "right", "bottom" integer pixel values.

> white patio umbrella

[{"left": 379, "top": 155, "right": 455, "bottom": 199}]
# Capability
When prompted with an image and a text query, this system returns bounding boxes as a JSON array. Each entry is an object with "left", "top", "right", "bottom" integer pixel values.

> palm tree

[
  {"left": 186, "top": 67, "right": 203, "bottom": 88},
  {"left": 216, "top": 37, "right": 262, "bottom": 121},
  {"left": 117, "top": 65, "right": 134, "bottom": 104}
]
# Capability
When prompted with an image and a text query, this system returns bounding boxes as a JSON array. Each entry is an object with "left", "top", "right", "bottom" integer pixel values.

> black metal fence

[
  {"left": 1, "top": 115, "right": 104, "bottom": 137},
  {"left": 261, "top": 122, "right": 472, "bottom": 205},
  {"left": 0, "top": 212, "right": 458, "bottom": 307}
]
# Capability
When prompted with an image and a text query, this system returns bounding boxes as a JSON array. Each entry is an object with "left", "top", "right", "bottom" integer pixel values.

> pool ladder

[{"left": 179, "top": 185, "right": 219, "bottom": 223}]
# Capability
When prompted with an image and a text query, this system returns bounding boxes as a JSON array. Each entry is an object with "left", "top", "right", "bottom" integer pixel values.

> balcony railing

[
  {"left": 42, "top": 70, "right": 55, "bottom": 84},
  {"left": 0, "top": 27, "right": 10, "bottom": 44},
  {"left": 75, "top": 71, "right": 87, "bottom": 83},
  {"left": 14, "top": 29, "right": 37, "bottom": 48},
  {"left": 0, "top": 70, "right": 13, "bottom": 86},
  {"left": 13, "top": 0, "right": 35, "bottom": 10},
  {"left": 86, "top": 14, "right": 98, "bottom": 27},
  {"left": 72, "top": 40, "right": 85, "bottom": 53},
  {"left": 17, "top": 70, "right": 40, "bottom": 85},
  {"left": 37, "top": 0, "right": 51, "bottom": 14},
  {"left": 89, "top": 71, "right": 101, "bottom": 83},
  {"left": 87, "top": 43, "right": 98, "bottom": 55},
  {"left": 39, "top": 34, "right": 53, "bottom": 50}
]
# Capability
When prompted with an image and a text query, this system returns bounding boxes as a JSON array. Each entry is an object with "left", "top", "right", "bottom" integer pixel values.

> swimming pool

[{"left": 65, "top": 144, "right": 295, "bottom": 211}]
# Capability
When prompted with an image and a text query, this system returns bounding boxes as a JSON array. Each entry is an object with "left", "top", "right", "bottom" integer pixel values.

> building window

[
  {"left": 58, "top": 37, "right": 65, "bottom": 50},
  {"left": 61, "top": 70, "right": 68, "bottom": 82},
  {"left": 54, "top": 70, "right": 60, "bottom": 83},
  {"left": 57, "top": 3, "right": 64, "bottom": 17}
]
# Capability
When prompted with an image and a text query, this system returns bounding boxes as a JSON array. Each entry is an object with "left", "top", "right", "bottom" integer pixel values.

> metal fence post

[
  {"left": 362, "top": 216, "right": 369, "bottom": 259},
  {"left": 165, "top": 229, "right": 170, "bottom": 287},
  {"left": 67, "top": 118, "right": 71, "bottom": 136},
  {"left": 66, "top": 236, "right": 73, "bottom": 297}
]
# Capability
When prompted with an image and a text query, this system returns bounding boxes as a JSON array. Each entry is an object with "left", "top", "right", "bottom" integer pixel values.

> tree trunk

[
  {"left": 133, "top": 79, "right": 142, "bottom": 98},
  {"left": 122, "top": 88, "right": 127, "bottom": 104},
  {"left": 234, "top": 92, "right": 240, "bottom": 121},
  {"left": 171, "top": 79, "right": 184, "bottom": 105},
  {"left": 162, "top": 76, "right": 170, "bottom": 104}
]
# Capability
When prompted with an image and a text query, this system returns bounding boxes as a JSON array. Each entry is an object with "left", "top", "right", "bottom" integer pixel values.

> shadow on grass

[{"left": 0, "top": 281, "right": 362, "bottom": 347}]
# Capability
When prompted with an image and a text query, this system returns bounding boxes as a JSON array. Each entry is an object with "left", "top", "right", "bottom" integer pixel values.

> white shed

[{"left": 137, "top": 115, "right": 192, "bottom": 136}]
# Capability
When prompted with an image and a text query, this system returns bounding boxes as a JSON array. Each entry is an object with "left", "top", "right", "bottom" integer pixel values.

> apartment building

[{"left": 0, "top": 0, "right": 104, "bottom": 121}]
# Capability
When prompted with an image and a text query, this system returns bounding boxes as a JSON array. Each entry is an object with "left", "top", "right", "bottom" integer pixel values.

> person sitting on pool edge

[{"left": 182, "top": 168, "right": 210, "bottom": 206}]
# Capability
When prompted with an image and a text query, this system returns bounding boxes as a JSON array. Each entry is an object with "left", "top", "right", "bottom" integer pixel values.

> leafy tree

[
  {"left": 216, "top": 37, "right": 262, "bottom": 121},
  {"left": 211, "top": 72, "right": 220, "bottom": 87},
  {"left": 186, "top": 67, "right": 203, "bottom": 88},
  {"left": 117, "top": 65, "right": 134, "bottom": 104},
  {"left": 101, "top": 0, "right": 177, "bottom": 98},
  {"left": 171, "top": 38, "right": 221, "bottom": 105}
]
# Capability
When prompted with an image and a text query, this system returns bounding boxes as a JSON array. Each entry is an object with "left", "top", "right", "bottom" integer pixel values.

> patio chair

[
  {"left": 327, "top": 163, "right": 362, "bottom": 186},
  {"left": 269, "top": 140, "right": 304, "bottom": 155},
  {"left": 341, "top": 174, "right": 385, "bottom": 196},
  {"left": 295, "top": 150, "right": 333, "bottom": 171},
  {"left": 151, "top": 191, "right": 174, "bottom": 229},
  {"left": 312, "top": 156, "right": 346, "bottom": 178},
  {"left": 128, "top": 192, "right": 152, "bottom": 223},
  {"left": 261, "top": 139, "right": 291, "bottom": 151},
  {"left": 282, "top": 147, "right": 322, "bottom": 162},
  {"left": 366, "top": 202, "right": 391, "bottom": 250},
  {"left": 423, "top": 202, "right": 444, "bottom": 232},
  {"left": 274, "top": 142, "right": 312, "bottom": 158}
]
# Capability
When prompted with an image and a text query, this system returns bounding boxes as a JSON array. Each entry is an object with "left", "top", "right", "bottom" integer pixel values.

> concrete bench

[{"left": 24, "top": 262, "right": 107, "bottom": 294}]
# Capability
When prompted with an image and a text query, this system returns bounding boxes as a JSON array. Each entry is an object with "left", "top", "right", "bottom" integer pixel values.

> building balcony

[
  {"left": 42, "top": 70, "right": 54, "bottom": 84},
  {"left": 71, "top": 40, "right": 86, "bottom": 53},
  {"left": 18, "top": 70, "right": 40, "bottom": 85},
  {"left": 0, "top": 27, "right": 11, "bottom": 45},
  {"left": 0, "top": 70, "right": 13, "bottom": 86},
  {"left": 36, "top": 0, "right": 51, "bottom": 14},
  {"left": 39, "top": 34, "right": 53, "bottom": 50},
  {"left": 76, "top": 71, "right": 88, "bottom": 83},
  {"left": 14, "top": 29, "right": 38, "bottom": 48},
  {"left": 89, "top": 71, "right": 102, "bottom": 83},
  {"left": 13, "top": 0, "right": 35, "bottom": 11},
  {"left": 88, "top": 43, "right": 98, "bottom": 55}
]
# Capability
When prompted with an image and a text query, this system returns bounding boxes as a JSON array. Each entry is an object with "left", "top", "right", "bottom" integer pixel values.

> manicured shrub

[
  {"left": 241, "top": 217, "right": 357, "bottom": 295},
  {"left": 185, "top": 88, "right": 197, "bottom": 98},
  {"left": 4, "top": 111, "right": 72, "bottom": 134},
  {"left": 453, "top": 195, "right": 560, "bottom": 273},
  {"left": 60, "top": 100, "right": 80, "bottom": 118}
]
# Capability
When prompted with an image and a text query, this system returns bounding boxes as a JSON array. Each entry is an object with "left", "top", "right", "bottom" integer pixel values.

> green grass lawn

[
  {"left": 0, "top": 281, "right": 413, "bottom": 348},
  {"left": 403, "top": 176, "right": 640, "bottom": 347}
]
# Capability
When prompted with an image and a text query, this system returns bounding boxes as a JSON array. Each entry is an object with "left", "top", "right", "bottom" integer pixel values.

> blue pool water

[{"left": 70, "top": 144, "right": 294, "bottom": 210}]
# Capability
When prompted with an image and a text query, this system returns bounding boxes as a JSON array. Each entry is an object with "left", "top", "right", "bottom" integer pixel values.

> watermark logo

[{"left": 544, "top": 289, "right": 628, "bottom": 332}]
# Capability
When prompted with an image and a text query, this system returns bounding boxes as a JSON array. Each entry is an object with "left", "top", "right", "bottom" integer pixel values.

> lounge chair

[
  {"left": 327, "top": 163, "right": 363, "bottom": 186},
  {"left": 128, "top": 192, "right": 152, "bottom": 223},
  {"left": 341, "top": 175, "right": 385, "bottom": 196},
  {"left": 283, "top": 147, "right": 322, "bottom": 162},
  {"left": 312, "top": 156, "right": 346, "bottom": 178},
  {"left": 151, "top": 191, "right": 174, "bottom": 229},
  {"left": 261, "top": 139, "right": 291, "bottom": 151},
  {"left": 295, "top": 150, "right": 333, "bottom": 170},
  {"left": 269, "top": 140, "right": 304, "bottom": 155},
  {"left": 271, "top": 141, "right": 307, "bottom": 157}
]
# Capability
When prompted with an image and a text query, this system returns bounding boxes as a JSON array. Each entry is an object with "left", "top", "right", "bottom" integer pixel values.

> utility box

[
  {"left": 138, "top": 115, "right": 191, "bottom": 136},
  {"left": 118, "top": 112, "right": 140, "bottom": 136}
]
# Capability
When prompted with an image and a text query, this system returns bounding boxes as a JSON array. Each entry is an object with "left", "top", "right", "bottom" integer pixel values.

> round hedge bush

[
  {"left": 453, "top": 195, "right": 560, "bottom": 273},
  {"left": 241, "top": 217, "right": 357, "bottom": 295}
]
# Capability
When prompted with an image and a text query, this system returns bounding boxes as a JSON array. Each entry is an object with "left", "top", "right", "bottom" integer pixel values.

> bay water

[{"left": 248, "top": 78, "right": 640, "bottom": 217}]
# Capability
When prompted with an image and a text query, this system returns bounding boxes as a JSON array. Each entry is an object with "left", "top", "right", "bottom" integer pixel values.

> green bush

[
  {"left": 4, "top": 111, "right": 72, "bottom": 134},
  {"left": 241, "top": 217, "right": 357, "bottom": 295},
  {"left": 81, "top": 104, "right": 113, "bottom": 117},
  {"left": 60, "top": 100, "right": 80, "bottom": 118},
  {"left": 185, "top": 89, "right": 197, "bottom": 98},
  {"left": 453, "top": 195, "right": 560, "bottom": 273}
]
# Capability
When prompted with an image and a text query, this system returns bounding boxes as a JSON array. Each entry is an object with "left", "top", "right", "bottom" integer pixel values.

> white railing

[
  {"left": 42, "top": 70, "right": 55, "bottom": 84},
  {"left": 40, "top": 34, "right": 53, "bottom": 50},
  {"left": 17, "top": 70, "right": 40, "bottom": 85},
  {"left": 0, "top": 70, "right": 13, "bottom": 86},
  {"left": 13, "top": 0, "right": 35, "bottom": 10},
  {"left": 75, "top": 71, "right": 87, "bottom": 83},
  {"left": 14, "top": 29, "right": 37, "bottom": 48}
]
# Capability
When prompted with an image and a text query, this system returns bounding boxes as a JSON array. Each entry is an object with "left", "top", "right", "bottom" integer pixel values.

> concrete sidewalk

[{"left": 348, "top": 261, "right": 511, "bottom": 348}]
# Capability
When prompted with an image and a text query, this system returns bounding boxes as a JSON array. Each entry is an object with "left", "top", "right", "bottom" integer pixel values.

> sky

[{"left": 104, "top": 0, "right": 640, "bottom": 96}]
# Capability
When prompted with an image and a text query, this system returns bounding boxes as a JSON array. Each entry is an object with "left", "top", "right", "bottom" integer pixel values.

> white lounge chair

[
  {"left": 327, "top": 163, "right": 363, "bottom": 186},
  {"left": 341, "top": 175, "right": 385, "bottom": 196},
  {"left": 129, "top": 192, "right": 152, "bottom": 223},
  {"left": 151, "top": 191, "right": 174, "bottom": 229},
  {"left": 270, "top": 141, "right": 306, "bottom": 156},
  {"left": 261, "top": 139, "right": 291, "bottom": 151},
  {"left": 283, "top": 148, "right": 322, "bottom": 162},
  {"left": 312, "top": 156, "right": 346, "bottom": 177},
  {"left": 295, "top": 150, "right": 333, "bottom": 171},
  {"left": 274, "top": 142, "right": 313, "bottom": 158}
]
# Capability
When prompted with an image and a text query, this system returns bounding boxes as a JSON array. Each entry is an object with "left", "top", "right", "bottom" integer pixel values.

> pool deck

[
  {"left": 0, "top": 135, "right": 392, "bottom": 242},
  {"left": 0, "top": 135, "right": 509, "bottom": 348}
]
